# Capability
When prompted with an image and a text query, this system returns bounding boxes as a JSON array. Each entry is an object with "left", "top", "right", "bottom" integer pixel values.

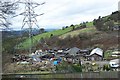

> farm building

[{"left": 89, "top": 48, "right": 104, "bottom": 61}]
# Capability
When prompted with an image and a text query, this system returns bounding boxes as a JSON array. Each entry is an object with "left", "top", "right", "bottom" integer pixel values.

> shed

[{"left": 89, "top": 48, "right": 103, "bottom": 61}]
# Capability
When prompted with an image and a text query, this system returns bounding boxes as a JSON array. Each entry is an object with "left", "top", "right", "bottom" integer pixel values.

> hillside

[
  {"left": 59, "top": 27, "right": 96, "bottom": 39},
  {"left": 15, "top": 21, "right": 94, "bottom": 50},
  {"left": 16, "top": 26, "right": 73, "bottom": 49},
  {"left": 43, "top": 27, "right": 119, "bottom": 50},
  {"left": 14, "top": 11, "right": 119, "bottom": 51}
]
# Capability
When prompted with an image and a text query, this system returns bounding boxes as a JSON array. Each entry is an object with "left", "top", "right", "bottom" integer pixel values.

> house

[
  {"left": 64, "top": 47, "right": 81, "bottom": 63},
  {"left": 89, "top": 48, "right": 103, "bottom": 61},
  {"left": 65, "top": 47, "right": 80, "bottom": 57},
  {"left": 79, "top": 49, "right": 91, "bottom": 60}
]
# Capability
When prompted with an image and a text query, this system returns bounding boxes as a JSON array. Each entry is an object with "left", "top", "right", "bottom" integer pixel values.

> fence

[{"left": 2, "top": 71, "right": 119, "bottom": 79}]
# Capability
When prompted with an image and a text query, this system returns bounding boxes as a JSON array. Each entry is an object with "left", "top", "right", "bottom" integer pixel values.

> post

[{"left": 0, "top": 28, "right": 2, "bottom": 80}]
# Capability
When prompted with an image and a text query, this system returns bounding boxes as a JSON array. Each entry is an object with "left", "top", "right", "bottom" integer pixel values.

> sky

[{"left": 10, "top": 0, "right": 119, "bottom": 30}]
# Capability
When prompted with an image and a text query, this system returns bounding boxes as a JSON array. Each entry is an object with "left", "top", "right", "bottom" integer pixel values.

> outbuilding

[{"left": 89, "top": 48, "right": 103, "bottom": 61}]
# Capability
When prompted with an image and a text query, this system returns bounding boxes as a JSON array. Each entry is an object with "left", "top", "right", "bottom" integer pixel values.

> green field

[
  {"left": 16, "top": 26, "right": 73, "bottom": 49},
  {"left": 16, "top": 22, "right": 93, "bottom": 49},
  {"left": 59, "top": 27, "right": 96, "bottom": 39}
]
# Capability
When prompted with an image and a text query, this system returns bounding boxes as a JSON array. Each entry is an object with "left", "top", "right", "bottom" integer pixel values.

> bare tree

[{"left": 0, "top": 0, "right": 18, "bottom": 30}]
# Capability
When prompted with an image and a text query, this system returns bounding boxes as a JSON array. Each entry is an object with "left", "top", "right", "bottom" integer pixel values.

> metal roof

[{"left": 90, "top": 48, "right": 103, "bottom": 56}]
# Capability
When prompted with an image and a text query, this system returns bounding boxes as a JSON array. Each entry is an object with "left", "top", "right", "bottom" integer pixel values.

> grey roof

[{"left": 65, "top": 47, "right": 80, "bottom": 56}]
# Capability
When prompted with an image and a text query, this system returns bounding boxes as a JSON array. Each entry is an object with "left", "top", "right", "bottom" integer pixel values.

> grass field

[
  {"left": 59, "top": 27, "right": 97, "bottom": 39},
  {"left": 16, "top": 22, "right": 94, "bottom": 49},
  {"left": 16, "top": 26, "right": 73, "bottom": 49}
]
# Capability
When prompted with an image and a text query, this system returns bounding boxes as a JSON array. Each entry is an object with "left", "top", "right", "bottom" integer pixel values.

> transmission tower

[{"left": 13, "top": 0, "right": 45, "bottom": 54}]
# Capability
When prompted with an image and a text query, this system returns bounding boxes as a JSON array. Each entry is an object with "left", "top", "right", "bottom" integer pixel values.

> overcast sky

[{"left": 11, "top": 0, "right": 119, "bottom": 30}]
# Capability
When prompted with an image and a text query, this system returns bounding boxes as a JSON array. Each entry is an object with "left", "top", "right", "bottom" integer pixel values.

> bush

[
  {"left": 72, "top": 64, "right": 82, "bottom": 72},
  {"left": 78, "top": 33, "right": 91, "bottom": 40},
  {"left": 103, "top": 64, "right": 111, "bottom": 71}
]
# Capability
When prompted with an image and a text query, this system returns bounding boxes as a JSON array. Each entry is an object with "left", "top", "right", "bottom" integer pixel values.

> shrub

[
  {"left": 103, "top": 64, "right": 111, "bottom": 71},
  {"left": 78, "top": 33, "right": 91, "bottom": 40}
]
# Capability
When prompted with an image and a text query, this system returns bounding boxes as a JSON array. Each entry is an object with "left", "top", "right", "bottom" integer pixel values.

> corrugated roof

[{"left": 90, "top": 48, "right": 103, "bottom": 56}]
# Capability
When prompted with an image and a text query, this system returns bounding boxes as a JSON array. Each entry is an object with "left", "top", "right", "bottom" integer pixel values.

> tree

[
  {"left": 72, "top": 25, "right": 75, "bottom": 30},
  {"left": 98, "top": 16, "right": 101, "bottom": 19},
  {"left": 62, "top": 27, "right": 65, "bottom": 30},
  {"left": 70, "top": 24, "right": 74, "bottom": 27},
  {"left": 70, "top": 24, "right": 75, "bottom": 30},
  {"left": 109, "top": 11, "right": 120, "bottom": 22},
  {"left": 23, "top": 30, "right": 29, "bottom": 37},
  {"left": 39, "top": 28, "right": 45, "bottom": 34},
  {"left": 0, "top": 0, "right": 18, "bottom": 29},
  {"left": 82, "top": 22, "right": 86, "bottom": 28},
  {"left": 50, "top": 34, "right": 53, "bottom": 37},
  {"left": 93, "top": 19, "right": 96, "bottom": 26},
  {"left": 65, "top": 26, "right": 68, "bottom": 28},
  {"left": 105, "top": 20, "right": 114, "bottom": 31},
  {"left": 93, "top": 16, "right": 104, "bottom": 31}
]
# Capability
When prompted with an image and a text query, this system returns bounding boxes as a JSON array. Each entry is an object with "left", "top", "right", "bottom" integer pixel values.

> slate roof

[{"left": 65, "top": 47, "right": 80, "bottom": 56}]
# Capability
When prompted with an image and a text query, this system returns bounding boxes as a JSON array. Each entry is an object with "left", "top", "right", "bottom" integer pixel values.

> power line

[
  {"left": 44, "top": 0, "right": 72, "bottom": 14},
  {"left": 36, "top": 0, "right": 73, "bottom": 22},
  {"left": 12, "top": 0, "right": 72, "bottom": 52}
]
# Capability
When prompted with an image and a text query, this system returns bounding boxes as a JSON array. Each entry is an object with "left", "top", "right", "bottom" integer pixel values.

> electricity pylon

[{"left": 13, "top": 0, "right": 45, "bottom": 54}]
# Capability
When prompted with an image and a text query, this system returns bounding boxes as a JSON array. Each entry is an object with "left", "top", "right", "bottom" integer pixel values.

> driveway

[{"left": 81, "top": 60, "right": 110, "bottom": 66}]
